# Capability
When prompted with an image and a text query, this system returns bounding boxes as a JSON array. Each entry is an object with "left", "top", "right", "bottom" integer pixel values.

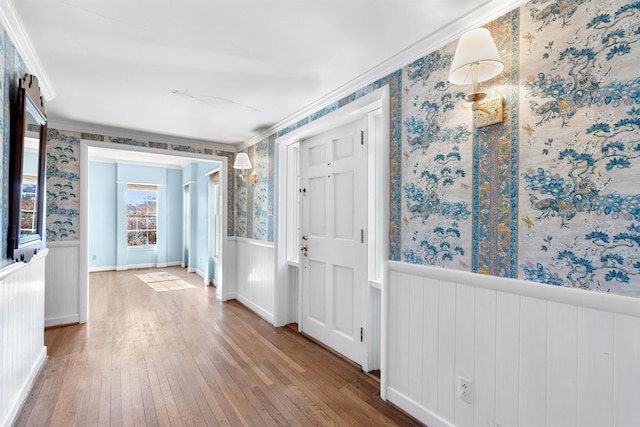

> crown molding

[
  {"left": 239, "top": 0, "right": 527, "bottom": 151},
  {"left": 49, "top": 118, "right": 236, "bottom": 153},
  {"left": 0, "top": 0, "right": 56, "bottom": 101}
]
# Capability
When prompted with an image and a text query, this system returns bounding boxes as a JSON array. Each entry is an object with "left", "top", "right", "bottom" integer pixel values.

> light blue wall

[
  {"left": 181, "top": 160, "right": 221, "bottom": 281},
  {"left": 89, "top": 161, "right": 183, "bottom": 269},
  {"left": 89, "top": 162, "right": 117, "bottom": 268},
  {"left": 167, "top": 169, "right": 183, "bottom": 262}
]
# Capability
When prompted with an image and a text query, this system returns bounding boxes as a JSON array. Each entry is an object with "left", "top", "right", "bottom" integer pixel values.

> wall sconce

[
  {"left": 233, "top": 152, "right": 257, "bottom": 184},
  {"left": 448, "top": 28, "right": 504, "bottom": 127}
]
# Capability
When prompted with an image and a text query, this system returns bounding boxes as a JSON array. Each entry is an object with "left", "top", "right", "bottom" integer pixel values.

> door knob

[
  {"left": 300, "top": 244, "right": 308, "bottom": 257},
  {"left": 302, "top": 235, "right": 308, "bottom": 240}
]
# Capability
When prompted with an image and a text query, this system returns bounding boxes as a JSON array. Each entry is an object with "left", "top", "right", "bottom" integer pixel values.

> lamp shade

[
  {"left": 233, "top": 152, "right": 252, "bottom": 170},
  {"left": 448, "top": 28, "right": 504, "bottom": 85}
]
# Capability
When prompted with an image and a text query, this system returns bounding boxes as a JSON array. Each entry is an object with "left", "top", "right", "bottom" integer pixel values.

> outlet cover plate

[{"left": 458, "top": 376, "right": 473, "bottom": 404}]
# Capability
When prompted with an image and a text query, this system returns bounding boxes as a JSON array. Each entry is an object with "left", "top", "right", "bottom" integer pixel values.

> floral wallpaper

[
  {"left": 0, "top": 26, "right": 27, "bottom": 266},
  {"left": 518, "top": 0, "right": 640, "bottom": 297},
  {"left": 46, "top": 129, "right": 80, "bottom": 240},
  {"left": 45, "top": 130, "right": 235, "bottom": 242},
  {"left": 234, "top": 136, "right": 275, "bottom": 241},
  {"left": 395, "top": 0, "right": 640, "bottom": 297}
]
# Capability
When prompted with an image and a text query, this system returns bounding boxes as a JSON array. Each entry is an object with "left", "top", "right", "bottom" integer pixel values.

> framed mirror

[{"left": 8, "top": 74, "right": 47, "bottom": 262}]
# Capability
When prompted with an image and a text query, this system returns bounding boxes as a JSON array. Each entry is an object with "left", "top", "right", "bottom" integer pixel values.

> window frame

[{"left": 126, "top": 184, "right": 158, "bottom": 248}]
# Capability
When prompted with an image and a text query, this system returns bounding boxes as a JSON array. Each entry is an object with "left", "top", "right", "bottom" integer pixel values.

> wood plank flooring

[{"left": 15, "top": 267, "right": 422, "bottom": 426}]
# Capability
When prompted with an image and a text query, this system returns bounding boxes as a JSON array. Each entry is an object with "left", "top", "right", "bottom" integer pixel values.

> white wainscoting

[
  {"left": 386, "top": 260, "right": 640, "bottom": 427},
  {"left": 44, "top": 241, "right": 80, "bottom": 327},
  {"left": 0, "top": 250, "right": 48, "bottom": 427},
  {"left": 235, "top": 238, "right": 275, "bottom": 324}
]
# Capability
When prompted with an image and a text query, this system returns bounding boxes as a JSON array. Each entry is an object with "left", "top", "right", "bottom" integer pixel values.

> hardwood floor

[{"left": 15, "top": 267, "right": 422, "bottom": 426}]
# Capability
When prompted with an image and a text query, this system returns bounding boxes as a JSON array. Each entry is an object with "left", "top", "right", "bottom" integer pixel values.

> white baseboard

[
  {"left": 386, "top": 387, "right": 453, "bottom": 427},
  {"left": 89, "top": 266, "right": 116, "bottom": 273},
  {"left": 45, "top": 315, "right": 79, "bottom": 327},
  {"left": 90, "top": 262, "right": 183, "bottom": 273},
  {"left": 236, "top": 294, "right": 274, "bottom": 325},
  {"left": 2, "top": 347, "right": 47, "bottom": 427},
  {"left": 126, "top": 263, "right": 157, "bottom": 270}
]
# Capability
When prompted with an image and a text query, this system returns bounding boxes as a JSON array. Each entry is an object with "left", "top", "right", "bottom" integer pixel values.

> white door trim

[{"left": 274, "top": 85, "right": 390, "bottom": 396}]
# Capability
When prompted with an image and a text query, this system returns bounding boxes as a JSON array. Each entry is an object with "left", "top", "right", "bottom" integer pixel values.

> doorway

[
  {"left": 275, "top": 86, "right": 390, "bottom": 376},
  {"left": 79, "top": 141, "right": 229, "bottom": 323}
]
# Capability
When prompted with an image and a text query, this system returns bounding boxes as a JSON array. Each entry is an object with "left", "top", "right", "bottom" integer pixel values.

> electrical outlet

[{"left": 458, "top": 376, "right": 473, "bottom": 404}]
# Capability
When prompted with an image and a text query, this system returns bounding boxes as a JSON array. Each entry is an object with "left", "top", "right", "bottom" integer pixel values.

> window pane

[
  {"left": 138, "top": 217, "right": 148, "bottom": 230},
  {"left": 20, "top": 212, "right": 34, "bottom": 230},
  {"left": 137, "top": 231, "right": 147, "bottom": 245},
  {"left": 128, "top": 231, "right": 141, "bottom": 246},
  {"left": 22, "top": 183, "right": 37, "bottom": 194},
  {"left": 148, "top": 230, "right": 157, "bottom": 245},
  {"left": 147, "top": 217, "right": 156, "bottom": 231},
  {"left": 127, "top": 216, "right": 138, "bottom": 230},
  {"left": 22, "top": 193, "right": 36, "bottom": 210},
  {"left": 147, "top": 200, "right": 157, "bottom": 215}
]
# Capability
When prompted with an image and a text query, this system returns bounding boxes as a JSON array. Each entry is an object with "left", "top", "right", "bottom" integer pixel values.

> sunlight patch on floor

[{"left": 135, "top": 272, "right": 196, "bottom": 292}]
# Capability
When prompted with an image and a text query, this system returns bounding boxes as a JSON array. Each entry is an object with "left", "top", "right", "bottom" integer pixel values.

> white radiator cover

[
  {"left": 0, "top": 250, "right": 48, "bottom": 427},
  {"left": 385, "top": 260, "right": 640, "bottom": 427}
]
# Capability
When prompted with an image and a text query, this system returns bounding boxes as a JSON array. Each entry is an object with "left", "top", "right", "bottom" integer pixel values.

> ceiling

[{"left": 13, "top": 0, "right": 512, "bottom": 147}]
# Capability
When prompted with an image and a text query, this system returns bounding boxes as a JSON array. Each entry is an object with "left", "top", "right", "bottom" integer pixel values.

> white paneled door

[{"left": 301, "top": 119, "right": 366, "bottom": 365}]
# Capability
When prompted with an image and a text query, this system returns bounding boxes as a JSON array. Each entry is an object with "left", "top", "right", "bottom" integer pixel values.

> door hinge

[
  {"left": 360, "top": 130, "right": 364, "bottom": 145},
  {"left": 360, "top": 327, "right": 364, "bottom": 342},
  {"left": 361, "top": 229, "right": 364, "bottom": 243}
]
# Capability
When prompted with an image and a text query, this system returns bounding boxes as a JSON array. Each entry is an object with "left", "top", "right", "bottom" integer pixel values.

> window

[
  {"left": 20, "top": 174, "right": 37, "bottom": 235},
  {"left": 127, "top": 184, "right": 157, "bottom": 247}
]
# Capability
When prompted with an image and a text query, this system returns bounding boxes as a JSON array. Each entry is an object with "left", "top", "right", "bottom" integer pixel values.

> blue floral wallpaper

[
  {"left": 518, "top": 0, "right": 640, "bottom": 297},
  {"left": 234, "top": 136, "right": 275, "bottom": 241},
  {"left": 45, "top": 130, "right": 235, "bottom": 242},
  {"left": 0, "top": 26, "right": 27, "bottom": 266}
]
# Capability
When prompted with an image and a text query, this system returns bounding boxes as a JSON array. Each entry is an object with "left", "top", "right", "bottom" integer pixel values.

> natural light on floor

[{"left": 135, "top": 272, "right": 196, "bottom": 292}]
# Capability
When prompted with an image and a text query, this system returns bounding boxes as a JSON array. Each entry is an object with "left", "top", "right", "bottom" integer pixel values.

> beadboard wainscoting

[
  {"left": 0, "top": 250, "right": 48, "bottom": 427},
  {"left": 386, "top": 260, "right": 640, "bottom": 427},
  {"left": 44, "top": 241, "right": 80, "bottom": 327},
  {"left": 234, "top": 238, "right": 275, "bottom": 324}
]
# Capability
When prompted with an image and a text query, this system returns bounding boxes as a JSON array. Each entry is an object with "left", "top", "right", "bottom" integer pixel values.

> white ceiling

[{"left": 12, "top": 0, "right": 515, "bottom": 147}]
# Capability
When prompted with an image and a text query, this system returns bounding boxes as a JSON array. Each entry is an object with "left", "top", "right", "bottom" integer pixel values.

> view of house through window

[
  {"left": 20, "top": 174, "right": 37, "bottom": 235},
  {"left": 127, "top": 184, "right": 157, "bottom": 247}
]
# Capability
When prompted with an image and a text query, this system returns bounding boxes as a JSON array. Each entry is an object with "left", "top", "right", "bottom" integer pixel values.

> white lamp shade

[
  {"left": 233, "top": 152, "right": 252, "bottom": 170},
  {"left": 448, "top": 28, "right": 504, "bottom": 85}
]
